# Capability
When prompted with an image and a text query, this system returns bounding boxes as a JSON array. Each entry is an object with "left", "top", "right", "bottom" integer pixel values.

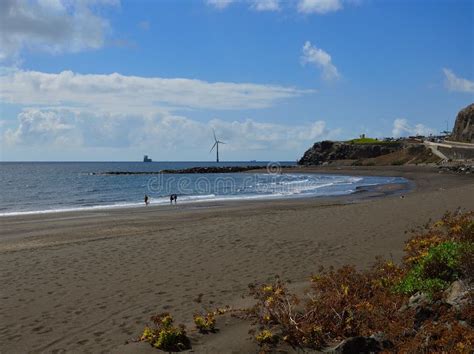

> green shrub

[
  {"left": 397, "top": 241, "right": 463, "bottom": 296},
  {"left": 396, "top": 265, "right": 449, "bottom": 296},
  {"left": 422, "top": 241, "right": 462, "bottom": 280},
  {"left": 154, "top": 326, "right": 189, "bottom": 350}
]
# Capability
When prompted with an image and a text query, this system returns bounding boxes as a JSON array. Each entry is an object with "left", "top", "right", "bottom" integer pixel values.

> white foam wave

[{"left": 0, "top": 174, "right": 407, "bottom": 217}]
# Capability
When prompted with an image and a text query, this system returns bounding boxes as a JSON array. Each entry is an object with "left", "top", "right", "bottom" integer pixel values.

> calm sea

[{"left": 0, "top": 161, "right": 407, "bottom": 216}]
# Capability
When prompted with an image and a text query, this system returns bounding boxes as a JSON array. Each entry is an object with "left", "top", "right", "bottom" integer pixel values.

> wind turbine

[{"left": 210, "top": 129, "right": 226, "bottom": 163}]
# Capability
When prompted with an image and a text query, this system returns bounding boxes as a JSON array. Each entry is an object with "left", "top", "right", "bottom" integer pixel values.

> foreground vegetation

[{"left": 137, "top": 211, "right": 473, "bottom": 352}]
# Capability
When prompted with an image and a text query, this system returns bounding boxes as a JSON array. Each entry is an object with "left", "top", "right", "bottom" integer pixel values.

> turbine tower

[{"left": 210, "top": 129, "right": 226, "bottom": 163}]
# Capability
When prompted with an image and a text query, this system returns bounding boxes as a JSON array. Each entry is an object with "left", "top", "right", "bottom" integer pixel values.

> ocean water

[{"left": 0, "top": 162, "right": 407, "bottom": 216}]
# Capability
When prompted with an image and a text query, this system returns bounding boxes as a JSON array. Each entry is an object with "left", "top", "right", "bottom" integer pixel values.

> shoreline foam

[{"left": 0, "top": 174, "right": 408, "bottom": 217}]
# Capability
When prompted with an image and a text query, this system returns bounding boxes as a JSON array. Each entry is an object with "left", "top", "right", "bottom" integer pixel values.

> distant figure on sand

[
  {"left": 144, "top": 194, "right": 149, "bottom": 206},
  {"left": 170, "top": 194, "right": 177, "bottom": 205}
]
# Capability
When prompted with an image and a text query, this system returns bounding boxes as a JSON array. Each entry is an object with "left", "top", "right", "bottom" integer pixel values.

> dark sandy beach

[{"left": 0, "top": 166, "right": 473, "bottom": 353}]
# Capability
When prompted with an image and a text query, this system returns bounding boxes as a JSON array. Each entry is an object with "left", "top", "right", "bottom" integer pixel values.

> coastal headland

[{"left": 0, "top": 165, "right": 473, "bottom": 352}]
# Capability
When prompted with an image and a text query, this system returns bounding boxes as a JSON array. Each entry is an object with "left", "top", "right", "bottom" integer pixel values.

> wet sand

[{"left": 0, "top": 166, "right": 473, "bottom": 353}]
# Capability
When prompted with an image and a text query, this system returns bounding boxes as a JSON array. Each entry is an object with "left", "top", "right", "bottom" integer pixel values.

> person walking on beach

[
  {"left": 144, "top": 194, "right": 149, "bottom": 206},
  {"left": 170, "top": 194, "right": 177, "bottom": 205}
]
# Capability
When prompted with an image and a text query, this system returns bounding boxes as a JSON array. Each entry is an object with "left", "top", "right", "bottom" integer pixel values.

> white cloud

[
  {"left": 0, "top": 68, "right": 312, "bottom": 113},
  {"left": 250, "top": 0, "right": 280, "bottom": 11},
  {"left": 0, "top": 68, "right": 319, "bottom": 159},
  {"left": 209, "top": 118, "right": 333, "bottom": 150},
  {"left": 392, "top": 118, "right": 435, "bottom": 137},
  {"left": 297, "top": 0, "right": 342, "bottom": 14},
  {"left": 205, "top": 0, "right": 234, "bottom": 9},
  {"left": 0, "top": 0, "right": 119, "bottom": 62},
  {"left": 2, "top": 108, "right": 340, "bottom": 156},
  {"left": 301, "top": 41, "right": 340, "bottom": 81},
  {"left": 206, "top": 0, "right": 346, "bottom": 14},
  {"left": 442, "top": 68, "right": 474, "bottom": 93},
  {"left": 3, "top": 108, "right": 81, "bottom": 146}
]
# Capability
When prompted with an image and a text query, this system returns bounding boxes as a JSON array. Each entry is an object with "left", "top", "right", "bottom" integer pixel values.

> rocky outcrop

[
  {"left": 444, "top": 280, "right": 471, "bottom": 310},
  {"left": 400, "top": 280, "right": 473, "bottom": 333},
  {"left": 298, "top": 140, "right": 401, "bottom": 165},
  {"left": 450, "top": 103, "right": 474, "bottom": 143}
]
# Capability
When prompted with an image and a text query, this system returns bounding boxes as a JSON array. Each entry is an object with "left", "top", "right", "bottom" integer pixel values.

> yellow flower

[
  {"left": 341, "top": 284, "right": 349, "bottom": 296},
  {"left": 194, "top": 316, "right": 206, "bottom": 328},
  {"left": 256, "top": 329, "right": 274, "bottom": 343},
  {"left": 161, "top": 315, "right": 173, "bottom": 328},
  {"left": 312, "top": 325, "right": 322, "bottom": 333},
  {"left": 263, "top": 285, "right": 273, "bottom": 292},
  {"left": 140, "top": 327, "right": 154, "bottom": 341},
  {"left": 265, "top": 296, "right": 274, "bottom": 305}
]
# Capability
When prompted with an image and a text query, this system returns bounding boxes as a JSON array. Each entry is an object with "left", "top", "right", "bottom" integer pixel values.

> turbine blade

[
  {"left": 218, "top": 141, "right": 226, "bottom": 144},
  {"left": 209, "top": 142, "right": 217, "bottom": 153},
  {"left": 213, "top": 128, "right": 217, "bottom": 142}
]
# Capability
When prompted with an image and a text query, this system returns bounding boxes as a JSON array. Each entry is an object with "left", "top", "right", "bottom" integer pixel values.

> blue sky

[{"left": 0, "top": 0, "right": 473, "bottom": 161}]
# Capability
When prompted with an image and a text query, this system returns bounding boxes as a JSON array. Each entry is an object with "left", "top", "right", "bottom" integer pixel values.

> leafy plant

[
  {"left": 255, "top": 329, "right": 278, "bottom": 345},
  {"left": 193, "top": 313, "right": 216, "bottom": 333},
  {"left": 422, "top": 241, "right": 462, "bottom": 280},
  {"left": 139, "top": 313, "right": 190, "bottom": 352},
  {"left": 397, "top": 241, "right": 463, "bottom": 296}
]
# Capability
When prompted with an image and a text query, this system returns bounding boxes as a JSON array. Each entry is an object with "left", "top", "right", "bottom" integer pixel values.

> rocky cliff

[
  {"left": 298, "top": 140, "right": 402, "bottom": 165},
  {"left": 450, "top": 103, "right": 474, "bottom": 143}
]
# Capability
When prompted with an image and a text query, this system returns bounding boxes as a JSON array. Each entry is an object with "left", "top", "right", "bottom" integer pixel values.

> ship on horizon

[{"left": 143, "top": 155, "right": 152, "bottom": 162}]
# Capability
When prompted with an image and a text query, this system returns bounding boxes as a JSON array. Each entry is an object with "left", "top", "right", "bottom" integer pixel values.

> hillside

[{"left": 298, "top": 140, "right": 440, "bottom": 166}]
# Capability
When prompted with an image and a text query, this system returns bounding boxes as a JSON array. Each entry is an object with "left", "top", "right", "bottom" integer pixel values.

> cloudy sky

[{"left": 0, "top": 0, "right": 473, "bottom": 161}]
